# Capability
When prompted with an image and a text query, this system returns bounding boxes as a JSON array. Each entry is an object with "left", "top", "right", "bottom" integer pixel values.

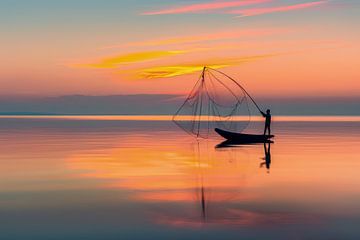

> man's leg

[{"left": 264, "top": 125, "right": 270, "bottom": 135}]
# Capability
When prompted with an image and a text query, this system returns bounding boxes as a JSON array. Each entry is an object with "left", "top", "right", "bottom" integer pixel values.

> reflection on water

[
  {"left": 0, "top": 117, "right": 360, "bottom": 239},
  {"left": 261, "top": 142, "right": 272, "bottom": 172}
]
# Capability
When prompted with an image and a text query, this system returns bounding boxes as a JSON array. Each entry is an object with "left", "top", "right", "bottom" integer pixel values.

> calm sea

[{"left": 0, "top": 116, "right": 359, "bottom": 240}]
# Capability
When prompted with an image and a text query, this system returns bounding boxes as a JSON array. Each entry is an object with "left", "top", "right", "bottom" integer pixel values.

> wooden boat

[{"left": 215, "top": 128, "right": 274, "bottom": 143}]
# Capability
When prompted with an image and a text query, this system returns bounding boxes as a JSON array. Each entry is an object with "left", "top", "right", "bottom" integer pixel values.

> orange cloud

[
  {"left": 138, "top": 55, "right": 272, "bottom": 79},
  {"left": 139, "top": 64, "right": 228, "bottom": 79},
  {"left": 72, "top": 50, "right": 186, "bottom": 69},
  {"left": 230, "top": 0, "right": 327, "bottom": 17},
  {"left": 142, "top": 0, "right": 271, "bottom": 15}
]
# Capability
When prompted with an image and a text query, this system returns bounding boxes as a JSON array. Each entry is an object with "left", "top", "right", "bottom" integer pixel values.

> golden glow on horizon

[{"left": 0, "top": 115, "right": 359, "bottom": 122}]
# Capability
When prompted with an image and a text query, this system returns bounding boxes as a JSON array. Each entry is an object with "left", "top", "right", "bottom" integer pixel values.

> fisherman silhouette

[
  {"left": 261, "top": 109, "right": 271, "bottom": 135},
  {"left": 260, "top": 142, "right": 271, "bottom": 172}
]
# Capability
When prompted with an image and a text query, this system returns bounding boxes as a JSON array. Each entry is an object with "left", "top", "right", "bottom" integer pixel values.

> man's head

[{"left": 266, "top": 109, "right": 271, "bottom": 114}]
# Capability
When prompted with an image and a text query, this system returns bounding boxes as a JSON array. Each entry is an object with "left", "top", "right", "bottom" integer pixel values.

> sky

[{"left": 0, "top": 0, "right": 359, "bottom": 98}]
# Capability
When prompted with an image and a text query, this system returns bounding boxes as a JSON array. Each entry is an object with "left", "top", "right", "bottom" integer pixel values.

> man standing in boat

[{"left": 261, "top": 109, "right": 272, "bottom": 135}]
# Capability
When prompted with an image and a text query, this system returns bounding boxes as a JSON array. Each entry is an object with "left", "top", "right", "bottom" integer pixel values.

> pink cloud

[
  {"left": 142, "top": 0, "right": 271, "bottom": 15},
  {"left": 229, "top": 0, "right": 328, "bottom": 17}
]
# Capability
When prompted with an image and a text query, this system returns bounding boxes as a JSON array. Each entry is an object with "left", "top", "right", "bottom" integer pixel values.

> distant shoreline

[{"left": 0, "top": 115, "right": 359, "bottom": 122}]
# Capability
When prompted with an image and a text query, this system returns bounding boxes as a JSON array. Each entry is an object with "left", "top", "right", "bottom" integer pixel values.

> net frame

[{"left": 173, "top": 67, "right": 261, "bottom": 138}]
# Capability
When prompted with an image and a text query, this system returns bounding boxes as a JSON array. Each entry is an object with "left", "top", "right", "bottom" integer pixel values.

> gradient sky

[{"left": 0, "top": 0, "right": 359, "bottom": 97}]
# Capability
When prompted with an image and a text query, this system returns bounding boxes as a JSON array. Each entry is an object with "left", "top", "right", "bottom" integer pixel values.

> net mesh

[{"left": 173, "top": 67, "right": 255, "bottom": 138}]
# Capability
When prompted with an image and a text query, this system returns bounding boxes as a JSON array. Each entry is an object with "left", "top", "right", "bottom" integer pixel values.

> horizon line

[
  {"left": 0, "top": 115, "right": 359, "bottom": 122},
  {"left": 0, "top": 94, "right": 359, "bottom": 99}
]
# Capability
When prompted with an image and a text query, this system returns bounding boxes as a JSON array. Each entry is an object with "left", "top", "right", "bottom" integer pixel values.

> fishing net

[{"left": 173, "top": 67, "right": 260, "bottom": 138}]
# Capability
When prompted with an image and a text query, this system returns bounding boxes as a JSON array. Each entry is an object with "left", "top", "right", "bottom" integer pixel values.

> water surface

[{"left": 0, "top": 117, "right": 359, "bottom": 239}]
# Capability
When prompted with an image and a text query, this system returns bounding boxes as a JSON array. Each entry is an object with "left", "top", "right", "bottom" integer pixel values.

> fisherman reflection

[{"left": 260, "top": 142, "right": 271, "bottom": 172}]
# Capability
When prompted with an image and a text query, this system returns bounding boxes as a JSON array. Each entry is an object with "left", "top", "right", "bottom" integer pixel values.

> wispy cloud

[
  {"left": 138, "top": 55, "right": 271, "bottom": 79},
  {"left": 142, "top": 0, "right": 271, "bottom": 15},
  {"left": 230, "top": 0, "right": 328, "bottom": 17},
  {"left": 104, "top": 28, "right": 285, "bottom": 49},
  {"left": 71, "top": 50, "right": 186, "bottom": 69}
]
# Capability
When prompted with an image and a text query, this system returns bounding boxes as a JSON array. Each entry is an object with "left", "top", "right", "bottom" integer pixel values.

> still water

[{"left": 0, "top": 117, "right": 359, "bottom": 239}]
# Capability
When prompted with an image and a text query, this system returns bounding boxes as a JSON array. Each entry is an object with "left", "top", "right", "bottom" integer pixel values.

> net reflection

[
  {"left": 169, "top": 141, "right": 276, "bottom": 226},
  {"left": 146, "top": 141, "right": 317, "bottom": 228},
  {"left": 192, "top": 141, "right": 253, "bottom": 224},
  {"left": 67, "top": 136, "right": 315, "bottom": 228}
]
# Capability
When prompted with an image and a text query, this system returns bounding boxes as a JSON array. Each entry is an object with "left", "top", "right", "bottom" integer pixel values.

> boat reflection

[
  {"left": 216, "top": 140, "right": 273, "bottom": 172},
  {"left": 216, "top": 139, "right": 273, "bottom": 148}
]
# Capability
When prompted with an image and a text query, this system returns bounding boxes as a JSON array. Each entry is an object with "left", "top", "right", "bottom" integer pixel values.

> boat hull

[{"left": 215, "top": 128, "right": 274, "bottom": 143}]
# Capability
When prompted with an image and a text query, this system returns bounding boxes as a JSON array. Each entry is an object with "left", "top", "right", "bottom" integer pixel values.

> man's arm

[{"left": 260, "top": 111, "right": 266, "bottom": 117}]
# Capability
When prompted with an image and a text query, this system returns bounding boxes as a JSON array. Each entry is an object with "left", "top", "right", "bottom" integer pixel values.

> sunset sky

[{"left": 1, "top": 0, "right": 359, "bottom": 97}]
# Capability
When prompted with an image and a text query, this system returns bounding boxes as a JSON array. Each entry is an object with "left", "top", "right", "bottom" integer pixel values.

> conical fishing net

[{"left": 173, "top": 67, "right": 259, "bottom": 138}]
